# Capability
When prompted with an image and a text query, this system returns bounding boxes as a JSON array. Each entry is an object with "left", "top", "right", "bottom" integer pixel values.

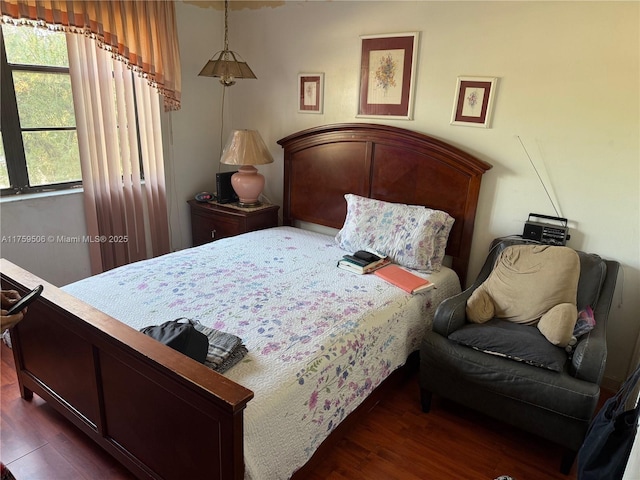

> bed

[{"left": 1, "top": 123, "right": 491, "bottom": 479}]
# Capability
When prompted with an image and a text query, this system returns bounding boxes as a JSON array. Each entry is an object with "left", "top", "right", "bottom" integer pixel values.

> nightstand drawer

[
  {"left": 191, "top": 210, "right": 243, "bottom": 244},
  {"left": 188, "top": 200, "right": 279, "bottom": 246}
]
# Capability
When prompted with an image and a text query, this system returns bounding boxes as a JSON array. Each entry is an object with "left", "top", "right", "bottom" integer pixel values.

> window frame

[{"left": 0, "top": 25, "right": 82, "bottom": 196}]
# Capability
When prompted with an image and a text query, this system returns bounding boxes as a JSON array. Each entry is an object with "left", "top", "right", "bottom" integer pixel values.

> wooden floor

[{"left": 1, "top": 342, "right": 598, "bottom": 480}]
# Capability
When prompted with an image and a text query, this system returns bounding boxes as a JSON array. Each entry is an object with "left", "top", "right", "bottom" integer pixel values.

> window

[{"left": 0, "top": 24, "right": 81, "bottom": 195}]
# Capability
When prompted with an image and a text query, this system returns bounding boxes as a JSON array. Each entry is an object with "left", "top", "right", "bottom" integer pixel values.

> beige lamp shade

[
  {"left": 198, "top": 51, "right": 256, "bottom": 86},
  {"left": 220, "top": 130, "right": 273, "bottom": 207},
  {"left": 220, "top": 130, "right": 274, "bottom": 166}
]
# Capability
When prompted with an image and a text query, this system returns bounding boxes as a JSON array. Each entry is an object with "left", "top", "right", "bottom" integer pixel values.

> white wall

[
  {"left": 172, "top": 1, "right": 639, "bottom": 386},
  {"left": 0, "top": 191, "right": 91, "bottom": 285}
]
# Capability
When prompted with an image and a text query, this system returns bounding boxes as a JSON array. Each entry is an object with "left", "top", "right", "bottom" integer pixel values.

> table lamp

[{"left": 220, "top": 130, "right": 274, "bottom": 207}]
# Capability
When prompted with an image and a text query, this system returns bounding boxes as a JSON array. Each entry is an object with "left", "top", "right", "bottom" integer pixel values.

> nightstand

[{"left": 188, "top": 200, "right": 279, "bottom": 246}]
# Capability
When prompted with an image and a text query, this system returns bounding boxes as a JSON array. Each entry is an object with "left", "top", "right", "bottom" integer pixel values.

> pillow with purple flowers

[{"left": 335, "top": 194, "right": 454, "bottom": 271}]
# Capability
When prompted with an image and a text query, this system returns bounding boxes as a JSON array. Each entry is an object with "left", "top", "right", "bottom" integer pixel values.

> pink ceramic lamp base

[{"left": 231, "top": 165, "right": 265, "bottom": 207}]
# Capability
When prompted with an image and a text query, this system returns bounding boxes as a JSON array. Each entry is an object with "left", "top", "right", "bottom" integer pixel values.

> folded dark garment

[{"left": 192, "top": 321, "right": 248, "bottom": 373}]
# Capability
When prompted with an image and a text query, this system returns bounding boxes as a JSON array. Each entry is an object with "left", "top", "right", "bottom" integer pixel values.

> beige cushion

[
  {"left": 537, "top": 303, "right": 579, "bottom": 347},
  {"left": 466, "top": 245, "right": 580, "bottom": 325},
  {"left": 466, "top": 288, "right": 495, "bottom": 323}
]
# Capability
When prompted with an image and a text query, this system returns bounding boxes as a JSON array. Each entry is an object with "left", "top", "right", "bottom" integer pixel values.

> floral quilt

[{"left": 63, "top": 226, "right": 460, "bottom": 480}]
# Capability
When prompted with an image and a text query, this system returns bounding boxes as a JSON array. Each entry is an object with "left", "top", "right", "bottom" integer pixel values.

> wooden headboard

[{"left": 278, "top": 123, "right": 492, "bottom": 285}]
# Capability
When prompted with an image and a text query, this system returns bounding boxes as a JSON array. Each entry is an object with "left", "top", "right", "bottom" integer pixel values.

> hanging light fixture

[{"left": 198, "top": 0, "right": 257, "bottom": 86}]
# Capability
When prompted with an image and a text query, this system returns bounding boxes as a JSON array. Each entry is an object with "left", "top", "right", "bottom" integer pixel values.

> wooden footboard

[{"left": 1, "top": 259, "right": 253, "bottom": 480}]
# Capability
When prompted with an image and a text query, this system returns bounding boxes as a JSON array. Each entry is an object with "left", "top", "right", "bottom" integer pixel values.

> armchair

[{"left": 419, "top": 238, "right": 619, "bottom": 473}]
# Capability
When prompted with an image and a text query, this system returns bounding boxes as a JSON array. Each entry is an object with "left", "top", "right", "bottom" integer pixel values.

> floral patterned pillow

[{"left": 335, "top": 194, "right": 454, "bottom": 271}]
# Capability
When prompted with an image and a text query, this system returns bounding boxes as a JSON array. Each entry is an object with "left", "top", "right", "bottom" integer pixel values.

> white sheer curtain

[{"left": 67, "top": 33, "right": 170, "bottom": 273}]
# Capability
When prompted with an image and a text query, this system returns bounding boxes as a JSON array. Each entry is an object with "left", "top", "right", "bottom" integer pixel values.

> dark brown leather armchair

[{"left": 419, "top": 238, "right": 620, "bottom": 473}]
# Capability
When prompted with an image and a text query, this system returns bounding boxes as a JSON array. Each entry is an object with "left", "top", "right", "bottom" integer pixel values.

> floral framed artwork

[
  {"left": 298, "top": 73, "right": 324, "bottom": 114},
  {"left": 451, "top": 76, "right": 498, "bottom": 128},
  {"left": 357, "top": 32, "right": 419, "bottom": 120}
]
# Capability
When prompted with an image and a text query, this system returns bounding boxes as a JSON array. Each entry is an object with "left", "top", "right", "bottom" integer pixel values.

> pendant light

[{"left": 198, "top": 0, "right": 256, "bottom": 86}]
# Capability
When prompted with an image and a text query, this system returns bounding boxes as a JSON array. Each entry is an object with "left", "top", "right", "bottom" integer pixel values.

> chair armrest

[
  {"left": 432, "top": 288, "right": 474, "bottom": 337},
  {"left": 571, "top": 322, "right": 607, "bottom": 383},
  {"left": 432, "top": 244, "right": 502, "bottom": 337},
  {"left": 571, "top": 260, "right": 620, "bottom": 383}
]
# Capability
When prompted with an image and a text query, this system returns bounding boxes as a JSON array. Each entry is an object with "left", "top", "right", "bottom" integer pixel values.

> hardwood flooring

[
  {"left": 1, "top": 344, "right": 134, "bottom": 480},
  {"left": 1, "top": 342, "right": 598, "bottom": 479}
]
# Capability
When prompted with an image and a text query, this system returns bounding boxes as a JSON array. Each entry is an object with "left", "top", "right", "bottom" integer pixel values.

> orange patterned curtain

[{"left": 0, "top": 0, "right": 181, "bottom": 110}]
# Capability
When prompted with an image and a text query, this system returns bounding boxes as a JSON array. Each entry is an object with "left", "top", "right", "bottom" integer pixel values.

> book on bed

[
  {"left": 374, "top": 264, "right": 435, "bottom": 294},
  {"left": 337, "top": 250, "right": 390, "bottom": 274}
]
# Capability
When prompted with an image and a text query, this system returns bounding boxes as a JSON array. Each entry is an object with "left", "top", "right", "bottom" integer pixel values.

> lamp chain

[{"left": 223, "top": 0, "right": 229, "bottom": 53}]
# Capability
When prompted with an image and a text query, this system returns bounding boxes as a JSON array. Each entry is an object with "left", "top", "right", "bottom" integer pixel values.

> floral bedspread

[{"left": 63, "top": 226, "right": 460, "bottom": 480}]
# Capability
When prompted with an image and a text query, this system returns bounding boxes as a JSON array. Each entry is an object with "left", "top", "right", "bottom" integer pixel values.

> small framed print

[
  {"left": 357, "top": 32, "right": 419, "bottom": 120},
  {"left": 298, "top": 73, "right": 324, "bottom": 114},
  {"left": 451, "top": 76, "right": 498, "bottom": 128}
]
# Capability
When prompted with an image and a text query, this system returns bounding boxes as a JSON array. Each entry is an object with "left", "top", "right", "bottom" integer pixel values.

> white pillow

[{"left": 335, "top": 194, "right": 454, "bottom": 271}]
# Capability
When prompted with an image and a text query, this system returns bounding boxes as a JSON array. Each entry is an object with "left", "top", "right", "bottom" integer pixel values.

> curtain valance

[{"left": 0, "top": 0, "right": 181, "bottom": 110}]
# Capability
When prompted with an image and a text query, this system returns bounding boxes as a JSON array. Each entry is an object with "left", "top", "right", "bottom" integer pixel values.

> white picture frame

[{"left": 450, "top": 76, "right": 498, "bottom": 128}]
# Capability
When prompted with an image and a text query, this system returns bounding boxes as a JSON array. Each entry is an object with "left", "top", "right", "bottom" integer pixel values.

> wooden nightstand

[{"left": 188, "top": 200, "right": 279, "bottom": 246}]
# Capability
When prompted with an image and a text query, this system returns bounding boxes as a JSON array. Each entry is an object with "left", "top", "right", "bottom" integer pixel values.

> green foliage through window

[
  {"left": 3, "top": 23, "right": 68, "bottom": 67},
  {"left": 14, "top": 71, "right": 76, "bottom": 128},
  {"left": 23, "top": 131, "right": 81, "bottom": 186},
  {"left": 1, "top": 23, "right": 81, "bottom": 194}
]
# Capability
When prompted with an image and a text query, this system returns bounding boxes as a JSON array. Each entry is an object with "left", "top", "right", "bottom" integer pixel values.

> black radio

[{"left": 522, "top": 213, "right": 570, "bottom": 246}]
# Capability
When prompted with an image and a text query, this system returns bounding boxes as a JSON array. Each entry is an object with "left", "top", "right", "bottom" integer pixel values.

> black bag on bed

[{"left": 140, "top": 318, "right": 209, "bottom": 363}]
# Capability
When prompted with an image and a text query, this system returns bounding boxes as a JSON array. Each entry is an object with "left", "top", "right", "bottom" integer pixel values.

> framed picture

[
  {"left": 357, "top": 32, "right": 419, "bottom": 120},
  {"left": 298, "top": 73, "right": 324, "bottom": 114},
  {"left": 450, "top": 76, "right": 498, "bottom": 128}
]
